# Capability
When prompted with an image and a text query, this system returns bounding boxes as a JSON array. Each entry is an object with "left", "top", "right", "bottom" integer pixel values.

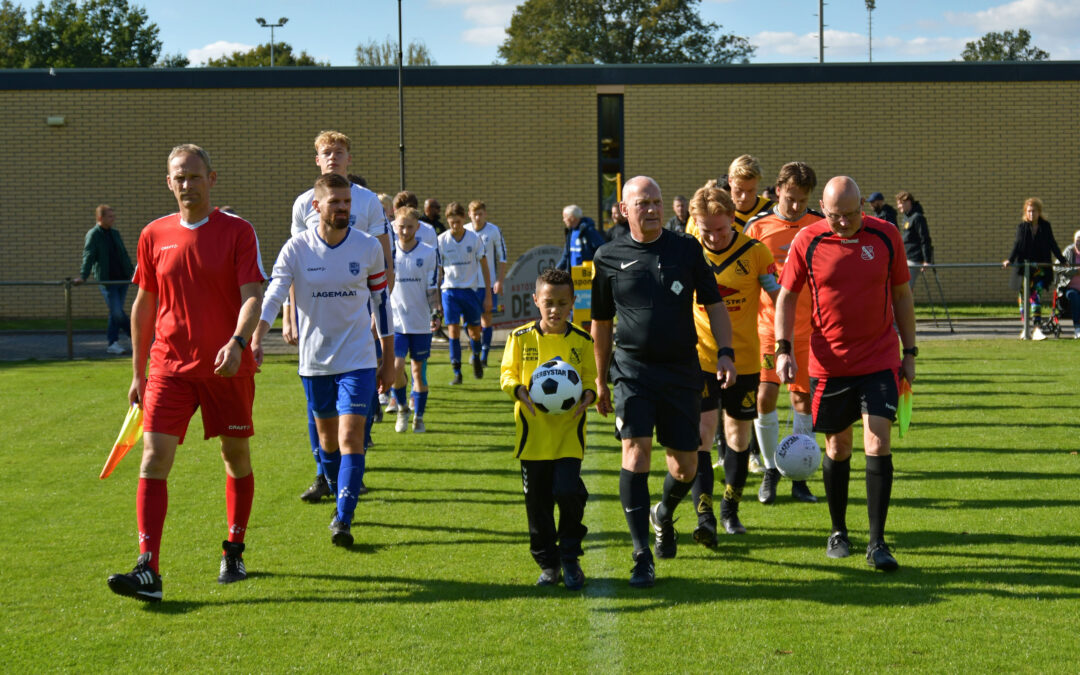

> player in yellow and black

[
  {"left": 685, "top": 154, "right": 776, "bottom": 238},
  {"left": 500, "top": 268, "right": 597, "bottom": 590},
  {"left": 688, "top": 185, "right": 779, "bottom": 545}
]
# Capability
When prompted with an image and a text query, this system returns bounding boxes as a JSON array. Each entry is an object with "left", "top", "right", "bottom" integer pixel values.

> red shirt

[
  {"left": 133, "top": 209, "right": 266, "bottom": 378},
  {"left": 780, "top": 216, "right": 910, "bottom": 378}
]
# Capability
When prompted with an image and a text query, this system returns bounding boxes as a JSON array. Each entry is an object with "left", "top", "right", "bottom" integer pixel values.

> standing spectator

[
  {"left": 421, "top": 198, "right": 446, "bottom": 235},
  {"left": 896, "top": 191, "right": 934, "bottom": 290},
  {"left": 591, "top": 176, "right": 735, "bottom": 588},
  {"left": 556, "top": 205, "right": 605, "bottom": 270},
  {"left": 867, "top": 192, "right": 897, "bottom": 226},
  {"left": 1003, "top": 197, "right": 1066, "bottom": 340},
  {"left": 1059, "top": 229, "right": 1080, "bottom": 339},
  {"left": 75, "top": 204, "right": 135, "bottom": 355},
  {"left": 605, "top": 202, "right": 630, "bottom": 241},
  {"left": 106, "top": 144, "right": 266, "bottom": 601},
  {"left": 776, "top": 176, "right": 915, "bottom": 573},
  {"left": 665, "top": 195, "right": 689, "bottom": 233},
  {"left": 467, "top": 200, "right": 508, "bottom": 366}
]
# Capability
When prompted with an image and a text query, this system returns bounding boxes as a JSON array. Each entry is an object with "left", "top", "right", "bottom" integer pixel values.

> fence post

[
  {"left": 1020, "top": 262, "right": 1030, "bottom": 340},
  {"left": 64, "top": 278, "right": 74, "bottom": 360}
]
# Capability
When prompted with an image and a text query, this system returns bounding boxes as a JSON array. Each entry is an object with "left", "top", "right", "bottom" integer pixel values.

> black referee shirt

[{"left": 592, "top": 229, "right": 721, "bottom": 364}]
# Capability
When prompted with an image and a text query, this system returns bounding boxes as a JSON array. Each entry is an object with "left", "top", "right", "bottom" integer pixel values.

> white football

[
  {"left": 775, "top": 434, "right": 822, "bottom": 481},
  {"left": 528, "top": 358, "right": 583, "bottom": 414}
]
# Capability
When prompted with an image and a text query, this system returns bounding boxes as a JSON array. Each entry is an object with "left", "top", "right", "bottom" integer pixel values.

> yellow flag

[{"left": 99, "top": 405, "right": 143, "bottom": 479}]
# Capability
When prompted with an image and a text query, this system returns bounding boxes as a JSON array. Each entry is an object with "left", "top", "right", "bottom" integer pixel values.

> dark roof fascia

[{"left": 2, "top": 62, "right": 1078, "bottom": 90}]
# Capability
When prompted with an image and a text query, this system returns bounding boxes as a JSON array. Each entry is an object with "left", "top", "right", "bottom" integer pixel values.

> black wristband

[
  {"left": 232, "top": 335, "right": 247, "bottom": 349},
  {"left": 717, "top": 346, "right": 735, "bottom": 360},
  {"left": 775, "top": 339, "right": 792, "bottom": 356},
  {"left": 902, "top": 346, "right": 919, "bottom": 357}
]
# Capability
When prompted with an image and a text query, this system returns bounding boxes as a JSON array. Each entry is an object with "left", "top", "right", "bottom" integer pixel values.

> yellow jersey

[
  {"left": 693, "top": 231, "right": 777, "bottom": 375},
  {"left": 499, "top": 320, "right": 597, "bottom": 460}
]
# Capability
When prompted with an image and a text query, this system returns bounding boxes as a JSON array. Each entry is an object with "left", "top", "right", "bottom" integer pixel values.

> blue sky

[{"left": 141, "top": 0, "right": 1078, "bottom": 66}]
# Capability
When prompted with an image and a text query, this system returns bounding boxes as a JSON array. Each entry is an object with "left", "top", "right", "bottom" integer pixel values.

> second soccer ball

[{"left": 775, "top": 434, "right": 822, "bottom": 481}]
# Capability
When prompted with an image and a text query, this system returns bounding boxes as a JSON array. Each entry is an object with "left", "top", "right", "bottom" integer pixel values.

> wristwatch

[
  {"left": 774, "top": 339, "right": 792, "bottom": 356},
  {"left": 232, "top": 335, "right": 247, "bottom": 349},
  {"left": 718, "top": 346, "right": 735, "bottom": 360},
  {"left": 902, "top": 346, "right": 918, "bottom": 357}
]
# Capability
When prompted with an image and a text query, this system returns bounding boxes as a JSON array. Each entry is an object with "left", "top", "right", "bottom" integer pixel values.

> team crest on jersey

[
  {"left": 735, "top": 260, "right": 750, "bottom": 276},
  {"left": 349, "top": 261, "right": 361, "bottom": 276},
  {"left": 861, "top": 245, "right": 875, "bottom": 261},
  {"left": 671, "top": 280, "right": 684, "bottom": 295},
  {"left": 570, "top": 347, "right": 581, "bottom": 364},
  {"left": 416, "top": 258, "right": 423, "bottom": 267},
  {"left": 466, "top": 246, "right": 473, "bottom": 253},
  {"left": 349, "top": 215, "right": 357, "bottom": 227}
]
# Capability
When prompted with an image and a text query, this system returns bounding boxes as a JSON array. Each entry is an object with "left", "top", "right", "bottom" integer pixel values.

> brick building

[{"left": 1, "top": 62, "right": 1077, "bottom": 318}]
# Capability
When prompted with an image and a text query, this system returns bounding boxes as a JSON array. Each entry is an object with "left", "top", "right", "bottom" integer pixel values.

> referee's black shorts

[
  {"left": 701, "top": 372, "right": 759, "bottom": 420},
  {"left": 611, "top": 350, "right": 701, "bottom": 452},
  {"left": 810, "top": 368, "right": 898, "bottom": 434}
]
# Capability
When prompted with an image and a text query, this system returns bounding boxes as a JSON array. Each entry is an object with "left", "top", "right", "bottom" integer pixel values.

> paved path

[{"left": 0, "top": 319, "right": 1046, "bottom": 363}]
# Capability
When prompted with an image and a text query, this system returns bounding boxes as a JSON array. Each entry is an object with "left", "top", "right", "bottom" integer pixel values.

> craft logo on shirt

[
  {"left": 160, "top": 244, "right": 178, "bottom": 251},
  {"left": 349, "top": 261, "right": 361, "bottom": 276},
  {"left": 861, "top": 245, "right": 876, "bottom": 261}
]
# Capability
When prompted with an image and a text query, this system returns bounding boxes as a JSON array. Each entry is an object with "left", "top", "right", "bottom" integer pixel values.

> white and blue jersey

[
  {"left": 438, "top": 229, "right": 486, "bottom": 290},
  {"left": 466, "top": 221, "right": 507, "bottom": 290},
  {"left": 391, "top": 240, "right": 439, "bottom": 335},
  {"left": 261, "top": 228, "right": 390, "bottom": 377},
  {"left": 291, "top": 183, "right": 389, "bottom": 239}
]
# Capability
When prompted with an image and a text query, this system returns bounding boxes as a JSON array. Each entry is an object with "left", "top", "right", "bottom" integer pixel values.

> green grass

[{"left": 1, "top": 340, "right": 1078, "bottom": 672}]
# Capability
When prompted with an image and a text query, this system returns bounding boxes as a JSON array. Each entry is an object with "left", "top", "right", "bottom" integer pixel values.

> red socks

[
  {"left": 226, "top": 472, "right": 254, "bottom": 545},
  {"left": 136, "top": 478, "right": 167, "bottom": 572}
]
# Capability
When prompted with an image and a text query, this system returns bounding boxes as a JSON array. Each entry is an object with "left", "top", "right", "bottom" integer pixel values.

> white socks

[{"left": 755, "top": 410, "right": 779, "bottom": 470}]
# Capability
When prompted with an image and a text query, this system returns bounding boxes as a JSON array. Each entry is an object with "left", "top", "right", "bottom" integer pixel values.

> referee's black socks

[
  {"left": 822, "top": 455, "right": 850, "bottom": 534},
  {"left": 865, "top": 454, "right": 894, "bottom": 544},
  {"left": 619, "top": 469, "right": 651, "bottom": 553},
  {"left": 657, "top": 471, "right": 692, "bottom": 523}
]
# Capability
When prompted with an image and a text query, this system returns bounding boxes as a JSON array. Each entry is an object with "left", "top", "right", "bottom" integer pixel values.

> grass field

[{"left": 2, "top": 339, "right": 1078, "bottom": 673}]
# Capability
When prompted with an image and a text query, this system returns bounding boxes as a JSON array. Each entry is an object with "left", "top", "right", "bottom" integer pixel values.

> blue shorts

[
  {"left": 394, "top": 333, "right": 432, "bottom": 361},
  {"left": 442, "top": 288, "right": 482, "bottom": 327},
  {"left": 301, "top": 369, "right": 377, "bottom": 419},
  {"left": 475, "top": 287, "right": 498, "bottom": 312}
]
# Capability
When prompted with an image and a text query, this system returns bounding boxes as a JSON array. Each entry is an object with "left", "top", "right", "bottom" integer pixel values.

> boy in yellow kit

[{"left": 500, "top": 268, "right": 597, "bottom": 590}]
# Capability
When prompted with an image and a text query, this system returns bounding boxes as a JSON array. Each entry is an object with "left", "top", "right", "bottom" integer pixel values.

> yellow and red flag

[{"left": 99, "top": 404, "right": 143, "bottom": 479}]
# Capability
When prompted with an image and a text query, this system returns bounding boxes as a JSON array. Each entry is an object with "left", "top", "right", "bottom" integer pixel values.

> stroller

[{"left": 1043, "top": 268, "right": 1072, "bottom": 338}]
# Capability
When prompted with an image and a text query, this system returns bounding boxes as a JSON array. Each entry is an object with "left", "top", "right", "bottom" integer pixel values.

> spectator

[
  {"left": 377, "top": 192, "right": 393, "bottom": 220},
  {"left": 605, "top": 202, "right": 630, "bottom": 241},
  {"left": 556, "top": 205, "right": 605, "bottom": 270},
  {"left": 1059, "top": 230, "right": 1080, "bottom": 339},
  {"left": 867, "top": 192, "right": 897, "bottom": 226},
  {"left": 1003, "top": 197, "right": 1066, "bottom": 340},
  {"left": 75, "top": 204, "right": 135, "bottom": 355},
  {"left": 895, "top": 191, "right": 934, "bottom": 290},
  {"left": 665, "top": 195, "right": 689, "bottom": 233},
  {"left": 421, "top": 198, "right": 446, "bottom": 235}
]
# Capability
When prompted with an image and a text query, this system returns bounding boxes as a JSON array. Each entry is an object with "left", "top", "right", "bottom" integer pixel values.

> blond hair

[
  {"left": 689, "top": 185, "right": 735, "bottom": 218},
  {"left": 167, "top": 144, "right": 212, "bottom": 172},
  {"left": 1023, "top": 197, "right": 1044, "bottom": 222},
  {"left": 313, "top": 130, "right": 351, "bottom": 152},
  {"left": 728, "top": 154, "right": 763, "bottom": 181}
]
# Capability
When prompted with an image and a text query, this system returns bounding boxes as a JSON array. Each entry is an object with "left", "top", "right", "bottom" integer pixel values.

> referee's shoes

[
  {"left": 866, "top": 540, "right": 899, "bottom": 572},
  {"left": 107, "top": 552, "right": 162, "bottom": 602},
  {"left": 629, "top": 549, "right": 655, "bottom": 588},
  {"left": 649, "top": 503, "right": 678, "bottom": 559}
]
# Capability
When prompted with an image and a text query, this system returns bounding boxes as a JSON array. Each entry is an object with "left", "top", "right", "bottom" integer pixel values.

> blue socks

[
  {"left": 469, "top": 338, "right": 482, "bottom": 360},
  {"left": 320, "top": 448, "right": 341, "bottom": 494},
  {"left": 393, "top": 386, "right": 408, "bottom": 408},
  {"left": 449, "top": 338, "right": 462, "bottom": 370},
  {"left": 307, "top": 408, "right": 323, "bottom": 476},
  {"left": 336, "top": 453, "right": 366, "bottom": 525},
  {"left": 481, "top": 326, "right": 493, "bottom": 360},
  {"left": 412, "top": 390, "right": 428, "bottom": 418}
]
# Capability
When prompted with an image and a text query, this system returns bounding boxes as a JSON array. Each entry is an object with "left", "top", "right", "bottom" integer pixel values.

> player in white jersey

[
  {"left": 285, "top": 131, "right": 392, "bottom": 503},
  {"left": 253, "top": 174, "right": 394, "bottom": 548},
  {"left": 388, "top": 207, "right": 441, "bottom": 433},
  {"left": 438, "top": 201, "right": 491, "bottom": 385},
  {"left": 467, "top": 200, "right": 508, "bottom": 366}
]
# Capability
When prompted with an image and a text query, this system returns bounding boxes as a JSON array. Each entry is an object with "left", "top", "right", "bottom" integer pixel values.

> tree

[
  {"left": 13, "top": 0, "right": 163, "bottom": 67},
  {"left": 205, "top": 42, "right": 327, "bottom": 67},
  {"left": 498, "top": 0, "right": 754, "bottom": 65},
  {"left": 155, "top": 51, "right": 188, "bottom": 68},
  {"left": 0, "top": 0, "right": 27, "bottom": 67},
  {"left": 355, "top": 37, "right": 434, "bottom": 66},
  {"left": 961, "top": 29, "right": 1049, "bottom": 62}
]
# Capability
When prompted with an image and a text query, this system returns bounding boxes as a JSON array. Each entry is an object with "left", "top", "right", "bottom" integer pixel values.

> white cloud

[
  {"left": 750, "top": 29, "right": 972, "bottom": 62},
  {"left": 463, "top": 3, "right": 515, "bottom": 26},
  {"left": 945, "top": 0, "right": 1080, "bottom": 59},
  {"left": 429, "top": 1, "right": 515, "bottom": 47},
  {"left": 188, "top": 41, "right": 254, "bottom": 65},
  {"left": 463, "top": 25, "right": 508, "bottom": 46}
]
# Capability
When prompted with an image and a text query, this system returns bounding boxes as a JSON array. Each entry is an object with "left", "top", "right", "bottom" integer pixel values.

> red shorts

[
  {"left": 758, "top": 328, "right": 810, "bottom": 393},
  {"left": 143, "top": 374, "right": 255, "bottom": 444}
]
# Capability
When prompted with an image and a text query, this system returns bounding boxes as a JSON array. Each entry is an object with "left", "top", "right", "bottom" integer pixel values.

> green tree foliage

[
  {"left": 0, "top": 0, "right": 163, "bottom": 67},
  {"left": 355, "top": 37, "right": 434, "bottom": 66},
  {"left": 205, "top": 42, "right": 327, "bottom": 67},
  {"left": 498, "top": 0, "right": 754, "bottom": 65},
  {"left": 154, "top": 51, "right": 189, "bottom": 68},
  {"left": 961, "top": 29, "right": 1049, "bottom": 62}
]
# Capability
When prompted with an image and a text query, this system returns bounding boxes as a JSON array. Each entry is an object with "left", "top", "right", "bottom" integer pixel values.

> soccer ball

[
  {"left": 775, "top": 434, "right": 822, "bottom": 481},
  {"left": 528, "top": 358, "right": 583, "bottom": 414}
]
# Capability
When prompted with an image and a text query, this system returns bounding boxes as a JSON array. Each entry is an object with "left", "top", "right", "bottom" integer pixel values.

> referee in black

[{"left": 592, "top": 176, "right": 736, "bottom": 588}]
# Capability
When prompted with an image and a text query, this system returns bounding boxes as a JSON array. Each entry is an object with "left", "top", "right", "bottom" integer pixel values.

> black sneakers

[
  {"left": 300, "top": 474, "right": 332, "bottom": 503},
  {"left": 536, "top": 568, "right": 560, "bottom": 586},
  {"left": 720, "top": 498, "right": 747, "bottom": 534},
  {"left": 561, "top": 558, "right": 585, "bottom": 591},
  {"left": 758, "top": 468, "right": 780, "bottom": 504},
  {"left": 471, "top": 355, "right": 484, "bottom": 379},
  {"left": 107, "top": 552, "right": 162, "bottom": 602},
  {"left": 650, "top": 503, "right": 678, "bottom": 559},
  {"left": 866, "top": 541, "right": 899, "bottom": 571},
  {"left": 329, "top": 513, "right": 353, "bottom": 548},
  {"left": 450, "top": 371, "right": 463, "bottom": 386},
  {"left": 692, "top": 515, "right": 718, "bottom": 548},
  {"left": 629, "top": 549, "right": 655, "bottom": 588},
  {"left": 826, "top": 530, "right": 851, "bottom": 558},
  {"left": 791, "top": 480, "right": 819, "bottom": 503},
  {"left": 218, "top": 540, "right": 247, "bottom": 584}
]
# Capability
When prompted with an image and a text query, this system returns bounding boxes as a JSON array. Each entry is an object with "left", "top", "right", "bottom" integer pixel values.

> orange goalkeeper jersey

[{"left": 743, "top": 208, "right": 822, "bottom": 341}]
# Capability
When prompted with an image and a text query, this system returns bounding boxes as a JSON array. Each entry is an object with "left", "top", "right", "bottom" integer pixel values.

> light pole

[{"left": 255, "top": 17, "right": 288, "bottom": 67}]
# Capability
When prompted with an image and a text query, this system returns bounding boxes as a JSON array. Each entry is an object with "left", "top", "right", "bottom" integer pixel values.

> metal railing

[{"left": 0, "top": 279, "right": 131, "bottom": 359}]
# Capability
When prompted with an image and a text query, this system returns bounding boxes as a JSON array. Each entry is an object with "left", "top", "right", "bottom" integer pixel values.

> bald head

[
  {"left": 820, "top": 176, "right": 864, "bottom": 237},
  {"left": 620, "top": 175, "right": 664, "bottom": 242}
]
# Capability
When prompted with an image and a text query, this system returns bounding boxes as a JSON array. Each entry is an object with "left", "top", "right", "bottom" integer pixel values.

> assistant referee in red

[{"left": 775, "top": 176, "right": 916, "bottom": 572}]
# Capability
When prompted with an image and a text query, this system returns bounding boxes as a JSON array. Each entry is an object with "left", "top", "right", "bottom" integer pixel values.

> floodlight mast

[{"left": 255, "top": 17, "right": 289, "bottom": 67}]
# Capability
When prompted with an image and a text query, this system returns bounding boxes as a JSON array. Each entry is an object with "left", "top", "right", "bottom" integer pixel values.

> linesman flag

[
  {"left": 99, "top": 404, "right": 143, "bottom": 479},
  {"left": 897, "top": 378, "right": 913, "bottom": 438}
]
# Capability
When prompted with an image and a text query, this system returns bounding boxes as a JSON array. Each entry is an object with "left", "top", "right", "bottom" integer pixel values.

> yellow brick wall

[{"left": 1, "top": 76, "right": 1076, "bottom": 318}]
